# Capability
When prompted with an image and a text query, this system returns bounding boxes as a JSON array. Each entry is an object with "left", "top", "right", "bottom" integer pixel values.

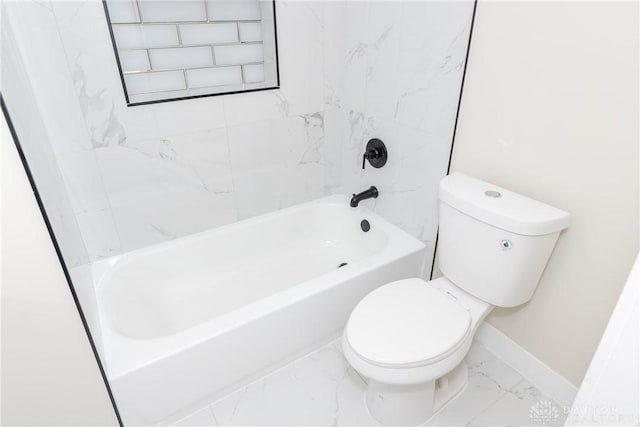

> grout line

[
  {"left": 134, "top": 0, "right": 143, "bottom": 23},
  {"left": 465, "top": 382, "right": 520, "bottom": 426},
  {"left": 123, "top": 62, "right": 264, "bottom": 75},
  {"left": 203, "top": 0, "right": 210, "bottom": 23},
  {"left": 117, "top": 41, "right": 263, "bottom": 52},
  {"left": 183, "top": 69, "right": 189, "bottom": 90},
  {"left": 127, "top": 82, "right": 274, "bottom": 101},
  {"left": 145, "top": 48, "right": 152, "bottom": 71},
  {"left": 111, "top": 19, "right": 262, "bottom": 25},
  {"left": 176, "top": 23, "right": 183, "bottom": 45}
]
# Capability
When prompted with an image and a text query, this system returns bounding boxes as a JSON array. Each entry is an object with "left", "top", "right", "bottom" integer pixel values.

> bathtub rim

[
  {"left": 93, "top": 194, "right": 365, "bottom": 286},
  {"left": 91, "top": 195, "right": 427, "bottom": 379}
]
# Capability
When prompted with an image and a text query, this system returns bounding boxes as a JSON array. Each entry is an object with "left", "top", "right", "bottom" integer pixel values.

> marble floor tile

[
  {"left": 426, "top": 343, "right": 524, "bottom": 426},
  {"left": 208, "top": 341, "right": 380, "bottom": 426},
  {"left": 175, "top": 339, "right": 561, "bottom": 427},
  {"left": 470, "top": 379, "right": 567, "bottom": 427}
]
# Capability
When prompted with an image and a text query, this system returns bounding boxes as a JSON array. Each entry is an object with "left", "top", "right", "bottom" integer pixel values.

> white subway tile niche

[{"left": 105, "top": 0, "right": 279, "bottom": 104}]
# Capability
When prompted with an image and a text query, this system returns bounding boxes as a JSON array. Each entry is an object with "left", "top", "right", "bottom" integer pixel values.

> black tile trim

[
  {"left": 430, "top": 0, "right": 479, "bottom": 280},
  {"left": 1, "top": 94, "right": 124, "bottom": 427}
]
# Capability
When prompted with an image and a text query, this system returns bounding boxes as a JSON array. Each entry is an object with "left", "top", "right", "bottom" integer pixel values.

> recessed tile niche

[{"left": 104, "top": 0, "right": 279, "bottom": 105}]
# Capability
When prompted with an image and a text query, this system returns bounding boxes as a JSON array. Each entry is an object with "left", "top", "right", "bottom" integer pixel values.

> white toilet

[{"left": 342, "top": 172, "right": 571, "bottom": 426}]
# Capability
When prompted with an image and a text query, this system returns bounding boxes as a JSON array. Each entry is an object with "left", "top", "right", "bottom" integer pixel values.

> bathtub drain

[{"left": 337, "top": 262, "right": 348, "bottom": 268}]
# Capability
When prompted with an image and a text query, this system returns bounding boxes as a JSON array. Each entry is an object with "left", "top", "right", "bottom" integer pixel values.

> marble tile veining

[
  {"left": 171, "top": 339, "right": 566, "bottom": 427},
  {"left": 8, "top": 0, "right": 475, "bottom": 263}
]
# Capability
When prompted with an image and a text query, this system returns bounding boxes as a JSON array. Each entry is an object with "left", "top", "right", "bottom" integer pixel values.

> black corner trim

[
  {"left": 1, "top": 94, "right": 124, "bottom": 427},
  {"left": 430, "top": 0, "right": 479, "bottom": 280}
]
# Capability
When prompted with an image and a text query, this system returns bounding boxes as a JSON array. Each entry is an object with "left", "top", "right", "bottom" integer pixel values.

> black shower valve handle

[
  {"left": 362, "top": 149, "right": 379, "bottom": 170},
  {"left": 361, "top": 138, "right": 388, "bottom": 170}
]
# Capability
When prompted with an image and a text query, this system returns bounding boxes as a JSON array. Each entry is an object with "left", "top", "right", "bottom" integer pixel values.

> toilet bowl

[
  {"left": 343, "top": 277, "right": 492, "bottom": 426},
  {"left": 343, "top": 173, "right": 571, "bottom": 426}
]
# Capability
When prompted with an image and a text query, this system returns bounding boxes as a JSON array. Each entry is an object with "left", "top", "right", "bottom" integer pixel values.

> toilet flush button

[
  {"left": 500, "top": 240, "right": 513, "bottom": 250},
  {"left": 485, "top": 190, "right": 502, "bottom": 198}
]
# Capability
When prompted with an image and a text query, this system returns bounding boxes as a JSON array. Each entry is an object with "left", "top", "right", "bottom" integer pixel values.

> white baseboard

[{"left": 474, "top": 322, "right": 578, "bottom": 408}]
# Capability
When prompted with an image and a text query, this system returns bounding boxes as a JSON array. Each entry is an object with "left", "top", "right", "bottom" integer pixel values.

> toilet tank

[{"left": 438, "top": 173, "right": 571, "bottom": 307}]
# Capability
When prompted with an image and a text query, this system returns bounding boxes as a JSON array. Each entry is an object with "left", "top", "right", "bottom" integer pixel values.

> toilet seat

[{"left": 345, "top": 278, "right": 471, "bottom": 368}]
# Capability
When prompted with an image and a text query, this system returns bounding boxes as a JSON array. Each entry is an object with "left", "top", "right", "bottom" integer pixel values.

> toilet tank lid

[{"left": 439, "top": 173, "right": 571, "bottom": 236}]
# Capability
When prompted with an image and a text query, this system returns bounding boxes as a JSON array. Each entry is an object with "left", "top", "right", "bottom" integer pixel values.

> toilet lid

[{"left": 345, "top": 278, "right": 471, "bottom": 367}]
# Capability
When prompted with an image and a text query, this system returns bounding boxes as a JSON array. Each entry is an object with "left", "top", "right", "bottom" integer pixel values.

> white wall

[
  {"left": 1, "top": 113, "right": 118, "bottom": 426},
  {"left": 449, "top": 0, "right": 639, "bottom": 385},
  {"left": 566, "top": 253, "right": 639, "bottom": 426}
]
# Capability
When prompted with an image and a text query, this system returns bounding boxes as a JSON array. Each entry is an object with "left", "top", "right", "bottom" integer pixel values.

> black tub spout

[{"left": 350, "top": 186, "right": 379, "bottom": 207}]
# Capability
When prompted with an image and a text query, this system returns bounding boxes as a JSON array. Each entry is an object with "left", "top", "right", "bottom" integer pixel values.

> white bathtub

[{"left": 92, "top": 195, "right": 426, "bottom": 425}]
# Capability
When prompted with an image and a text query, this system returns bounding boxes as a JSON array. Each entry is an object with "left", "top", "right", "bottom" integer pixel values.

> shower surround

[{"left": 3, "top": 0, "right": 474, "bottom": 274}]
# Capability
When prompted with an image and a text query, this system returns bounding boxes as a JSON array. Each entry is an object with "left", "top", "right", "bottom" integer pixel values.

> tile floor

[{"left": 172, "top": 339, "right": 567, "bottom": 427}]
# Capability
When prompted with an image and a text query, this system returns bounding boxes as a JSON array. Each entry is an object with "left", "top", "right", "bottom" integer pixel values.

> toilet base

[{"left": 364, "top": 361, "right": 468, "bottom": 426}]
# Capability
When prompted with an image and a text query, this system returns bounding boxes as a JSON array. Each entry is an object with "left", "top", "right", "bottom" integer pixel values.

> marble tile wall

[
  {"left": 5, "top": 0, "right": 474, "bottom": 272},
  {"left": 2, "top": 1, "right": 90, "bottom": 267},
  {"left": 323, "top": 1, "right": 475, "bottom": 275},
  {"left": 5, "top": 0, "right": 327, "bottom": 260}
]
